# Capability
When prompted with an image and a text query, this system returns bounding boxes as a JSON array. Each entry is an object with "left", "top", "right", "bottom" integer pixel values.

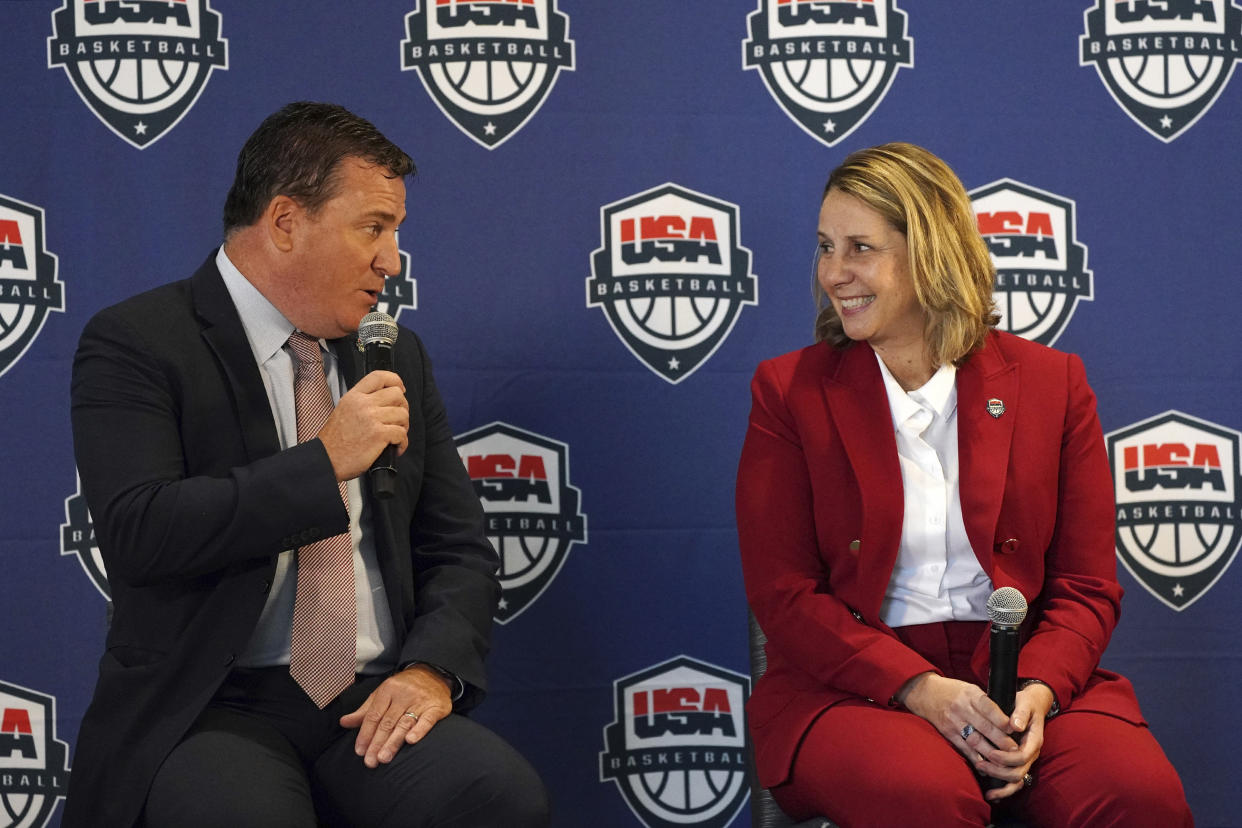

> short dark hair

[{"left": 222, "top": 101, "right": 415, "bottom": 236}]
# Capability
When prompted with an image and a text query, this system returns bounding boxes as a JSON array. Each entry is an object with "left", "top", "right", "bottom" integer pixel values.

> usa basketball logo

[
  {"left": 600, "top": 656, "right": 750, "bottom": 828},
  {"left": 969, "top": 179, "right": 1092, "bottom": 347},
  {"left": 587, "top": 184, "right": 757, "bottom": 384},
  {"left": 401, "top": 0, "right": 575, "bottom": 149},
  {"left": 743, "top": 0, "right": 913, "bottom": 146},
  {"left": 0, "top": 680, "right": 70, "bottom": 828},
  {"left": 375, "top": 236, "right": 417, "bottom": 321},
  {"left": 48, "top": 0, "right": 228, "bottom": 149},
  {"left": 62, "top": 472, "right": 110, "bottom": 601},
  {"left": 1081, "top": 0, "right": 1242, "bottom": 141},
  {"left": 1106, "top": 410, "right": 1241, "bottom": 610},
  {"left": 455, "top": 422, "right": 586, "bottom": 624},
  {"left": 0, "top": 195, "right": 63, "bottom": 381}
]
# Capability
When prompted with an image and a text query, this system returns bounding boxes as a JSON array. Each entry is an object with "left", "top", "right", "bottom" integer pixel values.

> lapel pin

[{"left": 986, "top": 398, "right": 1006, "bottom": 419}]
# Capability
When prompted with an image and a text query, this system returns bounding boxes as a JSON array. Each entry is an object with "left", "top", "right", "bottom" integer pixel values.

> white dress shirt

[{"left": 874, "top": 353, "right": 992, "bottom": 627}]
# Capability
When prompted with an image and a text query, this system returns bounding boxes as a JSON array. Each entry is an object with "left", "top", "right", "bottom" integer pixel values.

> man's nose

[{"left": 376, "top": 234, "right": 401, "bottom": 277}]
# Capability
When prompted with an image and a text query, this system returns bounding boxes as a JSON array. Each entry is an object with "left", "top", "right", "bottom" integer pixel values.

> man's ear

[{"left": 264, "top": 195, "right": 301, "bottom": 253}]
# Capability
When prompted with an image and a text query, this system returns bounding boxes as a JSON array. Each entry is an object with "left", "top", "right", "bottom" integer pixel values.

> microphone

[
  {"left": 358, "top": 311, "right": 399, "bottom": 499},
  {"left": 983, "top": 586, "right": 1028, "bottom": 789},
  {"left": 985, "top": 586, "right": 1028, "bottom": 715}
]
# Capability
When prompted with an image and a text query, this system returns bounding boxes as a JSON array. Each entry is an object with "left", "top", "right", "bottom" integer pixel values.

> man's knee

[{"left": 455, "top": 745, "right": 550, "bottom": 827}]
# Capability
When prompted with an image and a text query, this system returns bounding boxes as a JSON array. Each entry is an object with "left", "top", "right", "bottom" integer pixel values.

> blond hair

[{"left": 813, "top": 142, "right": 998, "bottom": 366}]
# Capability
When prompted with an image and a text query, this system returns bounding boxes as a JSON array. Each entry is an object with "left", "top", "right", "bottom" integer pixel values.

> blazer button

[
  {"left": 223, "top": 653, "right": 235, "bottom": 666},
  {"left": 997, "top": 538, "right": 1020, "bottom": 554},
  {"left": 261, "top": 580, "right": 272, "bottom": 594},
  {"left": 851, "top": 610, "right": 864, "bottom": 623},
  {"left": 848, "top": 539, "right": 861, "bottom": 552}
]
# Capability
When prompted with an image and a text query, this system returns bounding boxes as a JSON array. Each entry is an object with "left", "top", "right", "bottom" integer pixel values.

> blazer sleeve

[
  {"left": 71, "top": 304, "right": 348, "bottom": 588},
  {"left": 737, "top": 359, "right": 938, "bottom": 706},
  {"left": 1016, "top": 353, "right": 1124, "bottom": 706},
  {"left": 393, "top": 334, "right": 500, "bottom": 708}
]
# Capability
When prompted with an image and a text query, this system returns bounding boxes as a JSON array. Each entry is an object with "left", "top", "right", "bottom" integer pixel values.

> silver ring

[
  {"left": 960, "top": 724, "right": 974, "bottom": 740},
  {"left": 402, "top": 712, "right": 419, "bottom": 721},
  {"left": 1023, "top": 772, "right": 1035, "bottom": 789}
]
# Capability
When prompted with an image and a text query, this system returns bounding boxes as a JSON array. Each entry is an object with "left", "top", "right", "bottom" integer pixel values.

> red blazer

[{"left": 736, "top": 331, "right": 1144, "bottom": 789}]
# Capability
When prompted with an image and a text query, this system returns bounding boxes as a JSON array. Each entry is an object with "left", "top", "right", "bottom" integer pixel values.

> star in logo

[
  {"left": 484, "top": 121, "right": 497, "bottom": 136},
  {"left": 1172, "top": 583, "right": 1185, "bottom": 598},
  {"left": 1159, "top": 115, "right": 1173, "bottom": 130},
  {"left": 667, "top": 357, "right": 680, "bottom": 371},
  {"left": 134, "top": 121, "right": 148, "bottom": 135},
  {"left": 497, "top": 596, "right": 509, "bottom": 611},
  {"left": 823, "top": 119, "right": 836, "bottom": 134}
]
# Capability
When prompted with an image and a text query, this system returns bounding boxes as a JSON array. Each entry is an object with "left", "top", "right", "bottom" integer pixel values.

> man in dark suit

[{"left": 65, "top": 102, "right": 549, "bottom": 828}]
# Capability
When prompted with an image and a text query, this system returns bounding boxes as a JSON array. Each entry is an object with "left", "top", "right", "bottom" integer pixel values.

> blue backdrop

[{"left": 2, "top": 2, "right": 1239, "bottom": 826}]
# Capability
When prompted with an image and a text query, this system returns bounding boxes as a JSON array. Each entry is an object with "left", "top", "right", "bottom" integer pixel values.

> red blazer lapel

[
  {"left": 957, "top": 334, "right": 1019, "bottom": 580},
  {"left": 821, "top": 343, "right": 905, "bottom": 619}
]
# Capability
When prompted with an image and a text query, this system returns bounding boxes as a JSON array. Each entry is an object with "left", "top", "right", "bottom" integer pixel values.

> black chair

[{"left": 747, "top": 611, "right": 837, "bottom": 828}]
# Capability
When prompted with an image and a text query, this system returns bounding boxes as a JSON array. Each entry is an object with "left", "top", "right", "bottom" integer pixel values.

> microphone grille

[
  {"left": 358, "top": 311, "right": 398, "bottom": 347},
  {"left": 986, "top": 587, "right": 1028, "bottom": 628}
]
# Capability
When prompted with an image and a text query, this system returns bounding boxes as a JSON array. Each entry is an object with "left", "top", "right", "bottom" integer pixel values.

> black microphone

[
  {"left": 358, "top": 311, "right": 399, "bottom": 499},
  {"left": 983, "top": 586, "right": 1028, "bottom": 789}
]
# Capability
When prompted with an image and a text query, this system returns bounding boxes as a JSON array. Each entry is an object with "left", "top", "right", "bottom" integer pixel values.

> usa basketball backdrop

[{"left": 1, "top": 2, "right": 1237, "bottom": 825}]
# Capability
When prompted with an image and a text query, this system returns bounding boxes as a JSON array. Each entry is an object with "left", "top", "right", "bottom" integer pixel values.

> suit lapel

[
  {"left": 329, "top": 334, "right": 363, "bottom": 388},
  {"left": 821, "top": 344, "right": 905, "bottom": 616},
  {"left": 192, "top": 253, "right": 282, "bottom": 463},
  {"left": 956, "top": 333, "right": 1018, "bottom": 576}
]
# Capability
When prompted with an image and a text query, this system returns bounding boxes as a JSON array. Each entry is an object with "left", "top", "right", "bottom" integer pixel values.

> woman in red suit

[{"left": 736, "top": 143, "right": 1192, "bottom": 827}]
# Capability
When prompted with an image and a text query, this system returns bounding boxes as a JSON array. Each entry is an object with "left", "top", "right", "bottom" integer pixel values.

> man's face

[{"left": 289, "top": 158, "right": 406, "bottom": 339}]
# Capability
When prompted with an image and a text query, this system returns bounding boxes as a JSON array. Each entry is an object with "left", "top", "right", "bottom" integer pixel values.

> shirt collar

[
  {"left": 216, "top": 246, "right": 298, "bottom": 365},
  {"left": 875, "top": 351, "right": 958, "bottom": 426}
]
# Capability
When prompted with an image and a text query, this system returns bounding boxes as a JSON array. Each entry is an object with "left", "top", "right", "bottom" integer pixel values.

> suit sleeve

[
  {"left": 1016, "top": 353, "right": 1124, "bottom": 705},
  {"left": 737, "top": 360, "right": 938, "bottom": 705},
  {"left": 70, "top": 305, "right": 348, "bottom": 588},
  {"left": 394, "top": 334, "right": 500, "bottom": 710}
]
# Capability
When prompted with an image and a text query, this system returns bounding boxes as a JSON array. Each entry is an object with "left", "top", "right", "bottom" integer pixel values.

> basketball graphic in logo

[
  {"left": 1081, "top": 0, "right": 1242, "bottom": 141},
  {"left": 600, "top": 656, "right": 750, "bottom": 828},
  {"left": 0, "top": 680, "right": 71, "bottom": 828},
  {"left": 401, "top": 0, "right": 575, "bottom": 148},
  {"left": 455, "top": 422, "right": 586, "bottom": 623},
  {"left": 48, "top": 0, "right": 228, "bottom": 149},
  {"left": 0, "top": 195, "right": 63, "bottom": 381},
  {"left": 969, "top": 179, "right": 1092, "bottom": 347},
  {"left": 1107, "top": 410, "right": 1241, "bottom": 610},
  {"left": 587, "top": 184, "right": 757, "bottom": 384},
  {"left": 743, "top": 0, "right": 913, "bottom": 146}
]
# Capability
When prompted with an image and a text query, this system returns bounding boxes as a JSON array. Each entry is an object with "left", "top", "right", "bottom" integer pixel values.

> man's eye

[{"left": 854, "top": 242, "right": 871, "bottom": 253}]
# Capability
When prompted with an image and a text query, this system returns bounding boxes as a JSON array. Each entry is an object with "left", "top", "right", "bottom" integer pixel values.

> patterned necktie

[{"left": 286, "top": 331, "right": 357, "bottom": 708}]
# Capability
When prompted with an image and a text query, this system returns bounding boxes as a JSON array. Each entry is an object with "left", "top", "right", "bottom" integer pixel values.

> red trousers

[{"left": 772, "top": 622, "right": 1192, "bottom": 828}]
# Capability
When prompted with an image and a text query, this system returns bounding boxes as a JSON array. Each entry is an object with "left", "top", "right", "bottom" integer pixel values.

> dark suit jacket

[
  {"left": 63, "top": 253, "right": 499, "bottom": 828},
  {"left": 736, "top": 331, "right": 1144, "bottom": 789}
]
